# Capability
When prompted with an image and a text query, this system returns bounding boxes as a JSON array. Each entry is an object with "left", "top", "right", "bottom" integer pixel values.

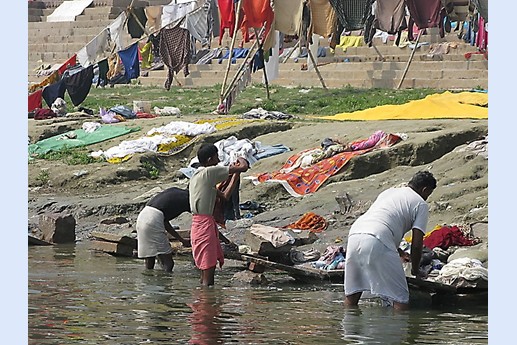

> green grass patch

[
  {"left": 78, "top": 85, "right": 440, "bottom": 117},
  {"left": 40, "top": 147, "right": 97, "bottom": 165}
]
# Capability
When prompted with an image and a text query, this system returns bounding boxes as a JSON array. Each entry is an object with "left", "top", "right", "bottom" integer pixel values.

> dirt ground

[{"left": 27, "top": 114, "right": 488, "bottom": 254}]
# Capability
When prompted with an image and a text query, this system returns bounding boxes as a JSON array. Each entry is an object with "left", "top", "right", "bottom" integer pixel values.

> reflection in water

[
  {"left": 341, "top": 307, "right": 410, "bottom": 344},
  {"left": 188, "top": 288, "right": 222, "bottom": 344},
  {"left": 29, "top": 243, "right": 488, "bottom": 344}
]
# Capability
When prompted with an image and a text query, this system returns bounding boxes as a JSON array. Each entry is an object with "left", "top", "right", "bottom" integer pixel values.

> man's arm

[
  {"left": 228, "top": 157, "right": 249, "bottom": 175},
  {"left": 164, "top": 220, "right": 191, "bottom": 247},
  {"left": 410, "top": 228, "right": 424, "bottom": 278},
  {"left": 217, "top": 173, "right": 240, "bottom": 201}
]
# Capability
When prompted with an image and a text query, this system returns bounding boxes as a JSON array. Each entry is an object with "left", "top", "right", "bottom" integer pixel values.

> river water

[{"left": 28, "top": 243, "right": 488, "bottom": 345}]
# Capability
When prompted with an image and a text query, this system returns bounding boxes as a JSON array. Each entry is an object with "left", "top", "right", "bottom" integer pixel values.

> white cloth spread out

[
  {"left": 147, "top": 121, "right": 216, "bottom": 137},
  {"left": 47, "top": 0, "right": 94, "bottom": 22},
  {"left": 91, "top": 135, "right": 177, "bottom": 160}
]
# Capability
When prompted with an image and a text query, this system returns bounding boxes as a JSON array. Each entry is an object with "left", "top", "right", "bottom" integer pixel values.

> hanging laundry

[
  {"left": 58, "top": 54, "right": 77, "bottom": 75},
  {"left": 374, "top": 0, "right": 406, "bottom": 34},
  {"left": 218, "top": 0, "right": 236, "bottom": 44},
  {"left": 42, "top": 79, "right": 66, "bottom": 108},
  {"left": 107, "top": 11, "right": 127, "bottom": 52},
  {"left": 64, "top": 65, "right": 94, "bottom": 106},
  {"left": 76, "top": 29, "right": 110, "bottom": 67},
  {"left": 240, "top": 0, "right": 275, "bottom": 50},
  {"left": 273, "top": 0, "right": 304, "bottom": 36},
  {"left": 140, "top": 41, "right": 154, "bottom": 69},
  {"left": 308, "top": 0, "right": 337, "bottom": 38},
  {"left": 96, "top": 58, "right": 109, "bottom": 87},
  {"left": 161, "top": 0, "right": 198, "bottom": 28},
  {"left": 329, "top": 0, "right": 371, "bottom": 31},
  {"left": 209, "top": 0, "right": 220, "bottom": 38},
  {"left": 406, "top": 0, "right": 445, "bottom": 29},
  {"left": 475, "top": 15, "right": 487, "bottom": 50},
  {"left": 118, "top": 43, "right": 140, "bottom": 81},
  {"left": 159, "top": 26, "right": 192, "bottom": 91},
  {"left": 28, "top": 89, "right": 43, "bottom": 112},
  {"left": 145, "top": 6, "right": 162, "bottom": 32},
  {"left": 183, "top": 2, "right": 210, "bottom": 45},
  {"left": 127, "top": 7, "right": 147, "bottom": 38},
  {"left": 28, "top": 70, "right": 60, "bottom": 93}
]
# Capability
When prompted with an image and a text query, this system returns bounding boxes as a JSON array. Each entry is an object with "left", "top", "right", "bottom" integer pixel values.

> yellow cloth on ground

[
  {"left": 315, "top": 92, "right": 488, "bottom": 121},
  {"left": 336, "top": 36, "right": 364, "bottom": 52}
]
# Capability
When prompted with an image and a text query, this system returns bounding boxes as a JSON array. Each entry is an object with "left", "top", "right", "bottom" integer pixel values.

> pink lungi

[{"left": 191, "top": 214, "right": 224, "bottom": 270}]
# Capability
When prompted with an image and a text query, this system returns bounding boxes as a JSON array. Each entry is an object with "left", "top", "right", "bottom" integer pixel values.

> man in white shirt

[{"left": 344, "top": 171, "right": 437, "bottom": 310}]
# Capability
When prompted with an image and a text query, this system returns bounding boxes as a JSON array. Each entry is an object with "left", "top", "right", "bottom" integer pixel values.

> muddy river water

[{"left": 28, "top": 242, "right": 487, "bottom": 344}]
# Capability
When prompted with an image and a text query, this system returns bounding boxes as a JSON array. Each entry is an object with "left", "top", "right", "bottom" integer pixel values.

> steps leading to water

[{"left": 28, "top": 2, "right": 488, "bottom": 90}]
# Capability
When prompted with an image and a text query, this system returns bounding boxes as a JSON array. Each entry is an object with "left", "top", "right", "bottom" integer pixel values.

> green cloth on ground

[{"left": 29, "top": 125, "right": 141, "bottom": 156}]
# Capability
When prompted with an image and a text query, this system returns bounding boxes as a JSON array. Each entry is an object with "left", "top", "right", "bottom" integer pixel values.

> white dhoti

[
  {"left": 136, "top": 206, "right": 172, "bottom": 258},
  {"left": 344, "top": 233, "right": 409, "bottom": 304}
]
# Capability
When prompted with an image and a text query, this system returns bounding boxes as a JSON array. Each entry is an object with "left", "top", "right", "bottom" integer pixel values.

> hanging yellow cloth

[
  {"left": 315, "top": 91, "right": 488, "bottom": 121},
  {"left": 140, "top": 42, "right": 153, "bottom": 69}
]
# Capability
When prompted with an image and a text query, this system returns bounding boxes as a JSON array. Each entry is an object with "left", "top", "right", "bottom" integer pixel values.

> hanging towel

[
  {"left": 240, "top": 0, "right": 275, "bottom": 50},
  {"left": 159, "top": 26, "right": 192, "bottom": 90},
  {"left": 145, "top": 6, "right": 162, "bottom": 32},
  {"left": 64, "top": 65, "right": 94, "bottom": 106},
  {"left": 184, "top": 2, "right": 210, "bottom": 45},
  {"left": 118, "top": 43, "right": 140, "bottom": 81}
]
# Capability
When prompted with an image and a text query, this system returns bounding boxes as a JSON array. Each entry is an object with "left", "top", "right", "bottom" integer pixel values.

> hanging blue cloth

[{"left": 118, "top": 43, "right": 140, "bottom": 81}]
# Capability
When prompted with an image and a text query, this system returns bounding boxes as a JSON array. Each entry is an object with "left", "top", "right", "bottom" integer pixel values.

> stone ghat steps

[{"left": 138, "top": 72, "right": 488, "bottom": 90}]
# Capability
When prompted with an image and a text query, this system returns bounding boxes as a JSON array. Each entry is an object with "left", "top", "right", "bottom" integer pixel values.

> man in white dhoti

[{"left": 344, "top": 171, "right": 437, "bottom": 310}]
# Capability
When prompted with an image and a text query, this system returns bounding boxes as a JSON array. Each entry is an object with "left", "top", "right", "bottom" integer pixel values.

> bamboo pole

[
  {"left": 371, "top": 42, "right": 384, "bottom": 61},
  {"left": 307, "top": 48, "right": 327, "bottom": 90},
  {"left": 282, "top": 40, "right": 300, "bottom": 63},
  {"left": 220, "top": 25, "right": 265, "bottom": 102},
  {"left": 220, "top": 0, "right": 243, "bottom": 104},
  {"left": 397, "top": 29, "right": 423, "bottom": 89},
  {"left": 253, "top": 27, "right": 270, "bottom": 100}
]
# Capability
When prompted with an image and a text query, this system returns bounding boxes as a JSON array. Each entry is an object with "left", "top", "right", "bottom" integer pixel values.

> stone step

[
  {"left": 29, "top": 42, "right": 94, "bottom": 53},
  {"left": 139, "top": 68, "right": 487, "bottom": 84},
  {"left": 28, "top": 19, "right": 114, "bottom": 29},
  {"left": 136, "top": 74, "right": 488, "bottom": 90}
]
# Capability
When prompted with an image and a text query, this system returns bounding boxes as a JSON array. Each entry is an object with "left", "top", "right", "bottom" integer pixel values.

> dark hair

[
  {"left": 197, "top": 143, "right": 218, "bottom": 165},
  {"left": 408, "top": 171, "right": 437, "bottom": 190}
]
